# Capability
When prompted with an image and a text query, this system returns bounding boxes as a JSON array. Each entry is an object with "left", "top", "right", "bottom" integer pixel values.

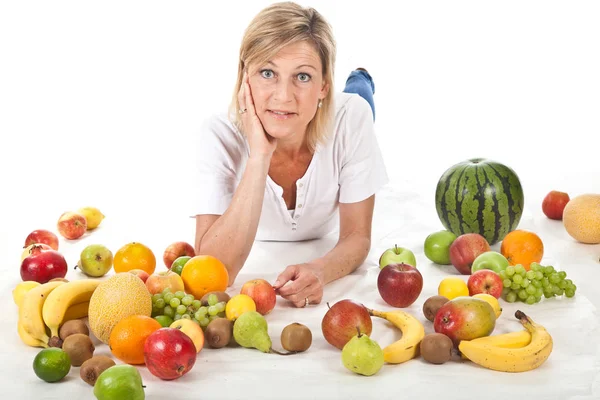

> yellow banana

[
  {"left": 458, "top": 310, "right": 553, "bottom": 373},
  {"left": 368, "top": 308, "right": 425, "bottom": 364},
  {"left": 19, "top": 280, "right": 66, "bottom": 345},
  {"left": 42, "top": 279, "right": 101, "bottom": 338},
  {"left": 63, "top": 301, "right": 90, "bottom": 322},
  {"left": 17, "top": 321, "right": 48, "bottom": 348},
  {"left": 460, "top": 330, "right": 532, "bottom": 360}
]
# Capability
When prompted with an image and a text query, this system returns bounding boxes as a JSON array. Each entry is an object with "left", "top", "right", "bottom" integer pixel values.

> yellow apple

[{"left": 170, "top": 319, "right": 205, "bottom": 353}]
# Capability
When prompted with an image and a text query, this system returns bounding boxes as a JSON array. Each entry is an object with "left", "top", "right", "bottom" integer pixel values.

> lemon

[
  {"left": 33, "top": 348, "right": 71, "bottom": 382},
  {"left": 78, "top": 206, "right": 105, "bottom": 230},
  {"left": 225, "top": 294, "right": 256, "bottom": 321},
  {"left": 438, "top": 277, "right": 469, "bottom": 300},
  {"left": 472, "top": 293, "right": 502, "bottom": 319},
  {"left": 13, "top": 281, "right": 41, "bottom": 308}
]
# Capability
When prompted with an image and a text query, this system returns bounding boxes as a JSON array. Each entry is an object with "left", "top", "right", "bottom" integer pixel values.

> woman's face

[{"left": 248, "top": 41, "right": 329, "bottom": 141}]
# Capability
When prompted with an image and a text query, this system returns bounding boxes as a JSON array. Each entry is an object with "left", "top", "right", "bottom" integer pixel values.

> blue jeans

[{"left": 343, "top": 70, "right": 375, "bottom": 121}]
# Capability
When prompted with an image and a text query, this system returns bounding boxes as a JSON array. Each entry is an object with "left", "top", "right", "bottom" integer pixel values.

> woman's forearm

[
  {"left": 198, "top": 156, "right": 270, "bottom": 284},
  {"left": 313, "top": 232, "right": 372, "bottom": 285}
]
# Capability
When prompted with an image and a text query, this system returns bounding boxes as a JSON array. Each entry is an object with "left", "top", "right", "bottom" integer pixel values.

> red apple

[
  {"left": 144, "top": 328, "right": 197, "bottom": 380},
  {"left": 146, "top": 270, "right": 185, "bottom": 295},
  {"left": 449, "top": 233, "right": 491, "bottom": 275},
  {"left": 377, "top": 263, "right": 423, "bottom": 308},
  {"left": 240, "top": 279, "right": 276, "bottom": 315},
  {"left": 21, "top": 243, "right": 52, "bottom": 262},
  {"left": 467, "top": 269, "right": 504, "bottom": 298},
  {"left": 24, "top": 229, "right": 59, "bottom": 250},
  {"left": 129, "top": 269, "right": 150, "bottom": 283},
  {"left": 20, "top": 249, "right": 68, "bottom": 283},
  {"left": 321, "top": 299, "right": 372, "bottom": 350},
  {"left": 163, "top": 241, "right": 195, "bottom": 269},
  {"left": 542, "top": 190, "right": 570, "bottom": 220},
  {"left": 56, "top": 212, "right": 87, "bottom": 240},
  {"left": 433, "top": 297, "right": 496, "bottom": 346}
]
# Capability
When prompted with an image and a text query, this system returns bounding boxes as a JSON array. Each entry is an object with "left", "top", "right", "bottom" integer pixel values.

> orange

[
  {"left": 113, "top": 242, "right": 156, "bottom": 274},
  {"left": 109, "top": 315, "right": 161, "bottom": 365},
  {"left": 500, "top": 229, "right": 544, "bottom": 271},
  {"left": 181, "top": 255, "right": 229, "bottom": 299}
]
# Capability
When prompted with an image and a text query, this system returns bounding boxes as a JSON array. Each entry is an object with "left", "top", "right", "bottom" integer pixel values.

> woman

[{"left": 193, "top": 2, "right": 388, "bottom": 308}]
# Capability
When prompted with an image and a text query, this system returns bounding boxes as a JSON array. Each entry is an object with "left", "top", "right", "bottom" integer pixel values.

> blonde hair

[{"left": 229, "top": 1, "right": 336, "bottom": 152}]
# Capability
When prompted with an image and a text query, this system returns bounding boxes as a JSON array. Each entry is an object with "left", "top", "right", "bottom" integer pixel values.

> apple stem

[
  {"left": 326, "top": 302, "right": 331, "bottom": 309},
  {"left": 394, "top": 244, "right": 399, "bottom": 254},
  {"left": 356, "top": 326, "right": 362, "bottom": 338}
]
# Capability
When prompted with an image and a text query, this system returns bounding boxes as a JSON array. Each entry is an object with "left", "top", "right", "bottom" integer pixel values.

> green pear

[
  {"left": 233, "top": 311, "right": 272, "bottom": 353},
  {"left": 79, "top": 244, "right": 113, "bottom": 277},
  {"left": 93, "top": 365, "right": 145, "bottom": 400},
  {"left": 341, "top": 328, "right": 384, "bottom": 376}
]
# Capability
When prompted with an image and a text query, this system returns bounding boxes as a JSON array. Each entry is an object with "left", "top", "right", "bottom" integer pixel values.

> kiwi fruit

[
  {"left": 422, "top": 295, "right": 449, "bottom": 322},
  {"left": 62, "top": 333, "right": 95, "bottom": 366},
  {"left": 420, "top": 333, "right": 453, "bottom": 364},
  {"left": 280, "top": 323, "right": 312, "bottom": 353},
  {"left": 80, "top": 356, "right": 116, "bottom": 386},
  {"left": 201, "top": 291, "right": 231, "bottom": 306},
  {"left": 205, "top": 317, "right": 234, "bottom": 348},
  {"left": 59, "top": 319, "right": 89, "bottom": 340}
]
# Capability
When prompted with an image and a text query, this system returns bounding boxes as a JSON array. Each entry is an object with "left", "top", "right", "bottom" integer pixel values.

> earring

[{"left": 318, "top": 100, "right": 323, "bottom": 108}]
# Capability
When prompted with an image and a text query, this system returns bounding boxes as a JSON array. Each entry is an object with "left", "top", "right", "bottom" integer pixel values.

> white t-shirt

[{"left": 191, "top": 92, "right": 389, "bottom": 241}]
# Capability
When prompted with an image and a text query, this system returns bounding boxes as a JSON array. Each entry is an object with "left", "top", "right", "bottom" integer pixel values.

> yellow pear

[{"left": 78, "top": 207, "right": 105, "bottom": 230}]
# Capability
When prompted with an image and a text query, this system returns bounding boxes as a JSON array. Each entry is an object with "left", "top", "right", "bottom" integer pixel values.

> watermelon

[{"left": 435, "top": 158, "right": 524, "bottom": 245}]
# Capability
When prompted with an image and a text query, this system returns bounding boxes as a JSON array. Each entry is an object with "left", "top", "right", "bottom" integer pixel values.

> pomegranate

[
  {"left": 144, "top": 328, "right": 197, "bottom": 380},
  {"left": 20, "top": 248, "right": 68, "bottom": 283}
]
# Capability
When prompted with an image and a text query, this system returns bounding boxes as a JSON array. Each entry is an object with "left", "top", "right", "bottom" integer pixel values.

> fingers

[
  {"left": 275, "top": 268, "right": 312, "bottom": 297},
  {"left": 237, "top": 72, "right": 247, "bottom": 112},
  {"left": 286, "top": 283, "right": 323, "bottom": 308},
  {"left": 273, "top": 265, "right": 299, "bottom": 290},
  {"left": 244, "top": 75, "right": 257, "bottom": 116}
]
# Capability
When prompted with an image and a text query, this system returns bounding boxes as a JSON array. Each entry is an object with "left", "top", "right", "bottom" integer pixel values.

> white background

[
  {"left": 1, "top": 0, "right": 599, "bottom": 233},
  {"left": 1, "top": 1, "right": 600, "bottom": 398}
]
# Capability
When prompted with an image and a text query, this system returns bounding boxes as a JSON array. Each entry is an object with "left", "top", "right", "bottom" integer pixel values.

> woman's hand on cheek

[
  {"left": 238, "top": 71, "right": 277, "bottom": 159},
  {"left": 273, "top": 262, "right": 325, "bottom": 308}
]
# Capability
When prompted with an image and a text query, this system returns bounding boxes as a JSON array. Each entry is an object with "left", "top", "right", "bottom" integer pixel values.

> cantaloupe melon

[
  {"left": 88, "top": 272, "right": 152, "bottom": 343},
  {"left": 563, "top": 194, "right": 600, "bottom": 244}
]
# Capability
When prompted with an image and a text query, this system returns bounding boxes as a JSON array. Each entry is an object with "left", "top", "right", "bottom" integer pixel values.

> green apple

[
  {"left": 471, "top": 251, "right": 510, "bottom": 274},
  {"left": 424, "top": 230, "right": 457, "bottom": 265},
  {"left": 78, "top": 244, "right": 113, "bottom": 277},
  {"left": 379, "top": 245, "right": 417, "bottom": 269},
  {"left": 94, "top": 365, "right": 145, "bottom": 400},
  {"left": 170, "top": 255, "right": 191, "bottom": 276}
]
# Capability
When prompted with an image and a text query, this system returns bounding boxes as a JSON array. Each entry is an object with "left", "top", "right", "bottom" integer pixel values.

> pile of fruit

[{"left": 12, "top": 158, "right": 600, "bottom": 397}]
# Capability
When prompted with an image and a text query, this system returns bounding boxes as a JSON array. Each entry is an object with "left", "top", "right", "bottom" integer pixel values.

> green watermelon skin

[{"left": 435, "top": 158, "right": 524, "bottom": 245}]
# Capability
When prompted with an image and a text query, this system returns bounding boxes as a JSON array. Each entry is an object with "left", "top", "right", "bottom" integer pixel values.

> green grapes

[
  {"left": 500, "top": 262, "right": 577, "bottom": 304},
  {"left": 150, "top": 288, "right": 228, "bottom": 328}
]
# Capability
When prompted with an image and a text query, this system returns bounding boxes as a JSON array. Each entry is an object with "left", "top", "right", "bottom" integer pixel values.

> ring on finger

[
  {"left": 239, "top": 108, "right": 247, "bottom": 114},
  {"left": 304, "top": 297, "right": 309, "bottom": 307}
]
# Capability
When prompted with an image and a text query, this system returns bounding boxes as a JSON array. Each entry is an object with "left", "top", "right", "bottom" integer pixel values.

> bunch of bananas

[
  {"left": 17, "top": 279, "right": 101, "bottom": 347},
  {"left": 458, "top": 310, "right": 553, "bottom": 373},
  {"left": 367, "top": 308, "right": 425, "bottom": 364}
]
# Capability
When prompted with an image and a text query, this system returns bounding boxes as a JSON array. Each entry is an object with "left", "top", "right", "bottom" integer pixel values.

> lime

[{"left": 33, "top": 348, "right": 71, "bottom": 382}]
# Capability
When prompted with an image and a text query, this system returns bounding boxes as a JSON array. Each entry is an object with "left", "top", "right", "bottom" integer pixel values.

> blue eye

[
  {"left": 260, "top": 69, "right": 274, "bottom": 79},
  {"left": 297, "top": 73, "right": 311, "bottom": 82}
]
